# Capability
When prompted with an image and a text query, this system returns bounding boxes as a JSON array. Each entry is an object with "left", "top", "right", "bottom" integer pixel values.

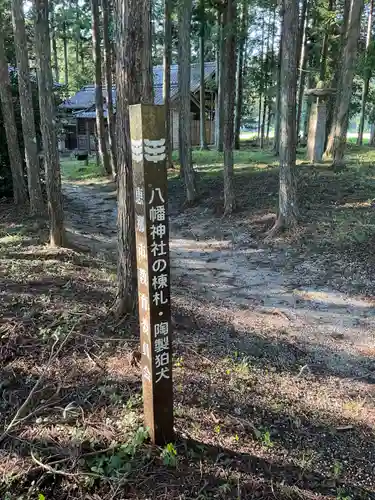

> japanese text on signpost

[{"left": 130, "top": 104, "right": 174, "bottom": 445}]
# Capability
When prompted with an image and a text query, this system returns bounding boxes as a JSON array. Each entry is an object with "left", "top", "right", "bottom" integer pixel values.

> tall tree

[
  {"left": 12, "top": 0, "right": 45, "bottom": 214},
  {"left": 296, "top": 0, "right": 308, "bottom": 75},
  {"left": 273, "top": 12, "right": 283, "bottom": 155},
  {"left": 91, "top": 0, "right": 111, "bottom": 175},
  {"left": 214, "top": 10, "right": 221, "bottom": 149},
  {"left": 34, "top": 0, "right": 66, "bottom": 246},
  {"left": 257, "top": 13, "right": 265, "bottom": 142},
  {"left": 260, "top": 10, "right": 271, "bottom": 149},
  {"left": 296, "top": 0, "right": 308, "bottom": 138},
  {"left": 223, "top": 0, "right": 236, "bottom": 214},
  {"left": 75, "top": 0, "right": 80, "bottom": 65},
  {"left": 199, "top": 0, "right": 208, "bottom": 150},
  {"left": 270, "top": 0, "right": 299, "bottom": 233},
  {"left": 266, "top": 8, "right": 277, "bottom": 141},
  {"left": 62, "top": 14, "right": 69, "bottom": 87},
  {"left": 216, "top": 10, "right": 224, "bottom": 151},
  {"left": 102, "top": 0, "right": 116, "bottom": 176},
  {"left": 178, "top": 0, "right": 197, "bottom": 202},
  {"left": 325, "top": 0, "right": 351, "bottom": 144},
  {"left": 163, "top": 0, "right": 172, "bottom": 168},
  {"left": 319, "top": 0, "right": 333, "bottom": 82},
  {"left": 50, "top": 0, "right": 59, "bottom": 82},
  {"left": 142, "top": 0, "right": 153, "bottom": 100},
  {"left": 325, "top": 0, "right": 364, "bottom": 165},
  {"left": 234, "top": 0, "right": 248, "bottom": 150},
  {"left": 115, "top": 0, "right": 153, "bottom": 316},
  {"left": 0, "top": 27, "right": 27, "bottom": 206},
  {"left": 357, "top": 0, "right": 374, "bottom": 145}
]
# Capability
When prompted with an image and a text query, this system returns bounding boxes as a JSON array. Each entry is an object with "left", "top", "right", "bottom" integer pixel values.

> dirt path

[{"left": 63, "top": 179, "right": 375, "bottom": 383}]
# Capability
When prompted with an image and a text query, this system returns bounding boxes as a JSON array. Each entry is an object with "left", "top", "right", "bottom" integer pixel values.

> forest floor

[{"left": 1, "top": 145, "right": 375, "bottom": 499}]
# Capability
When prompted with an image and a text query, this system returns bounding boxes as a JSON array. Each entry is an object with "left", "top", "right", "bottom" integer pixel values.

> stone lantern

[{"left": 305, "top": 82, "right": 335, "bottom": 162}]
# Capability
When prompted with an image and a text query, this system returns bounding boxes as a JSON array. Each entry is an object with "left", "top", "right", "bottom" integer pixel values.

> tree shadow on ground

[
  {"left": 0, "top": 299, "right": 374, "bottom": 498},
  {"left": 1, "top": 157, "right": 375, "bottom": 498},
  {"left": 0, "top": 249, "right": 116, "bottom": 273},
  {"left": 3, "top": 435, "right": 373, "bottom": 499},
  {"left": 1, "top": 349, "right": 374, "bottom": 500}
]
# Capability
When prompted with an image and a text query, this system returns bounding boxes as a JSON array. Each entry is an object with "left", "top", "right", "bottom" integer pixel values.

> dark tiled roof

[{"left": 61, "top": 62, "right": 216, "bottom": 114}]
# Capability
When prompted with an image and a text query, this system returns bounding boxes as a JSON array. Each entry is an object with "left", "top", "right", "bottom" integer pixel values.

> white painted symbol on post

[
  {"left": 144, "top": 139, "right": 166, "bottom": 163},
  {"left": 131, "top": 139, "right": 143, "bottom": 163},
  {"left": 132, "top": 139, "right": 166, "bottom": 163}
]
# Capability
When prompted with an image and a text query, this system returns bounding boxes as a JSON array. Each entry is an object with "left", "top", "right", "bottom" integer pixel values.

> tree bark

[
  {"left": 91, "top": 0, "right": 111, "bottom": 175},
  {"left": 114, "top": 0, "right": 152, "bottom": 316},
  {"left": 325, "top": 0, "right": 351, "bottom": 145},
  {"left": 271, "top": 0, "right": 299, "bottom": 233},
  {"left": 0, "top": 28, "right": 27, "bottom": 206},
  {"left": 296, "top": 0, "right": 308, "bottom": 138},
  {"left": 102, "top": 0, "right": 116, "bottom": 176},
  {"left": 223, "top": 0, "right": 236, "bottom": 214},
  {"left": 215, "top": 10, "right": 221, "bottom": 149},
  {"left": 63, "top": 20, "right": 68, "bottom": 87},
  {"left": 199, "top": 0, "right": 208, "bottom": 150},
  {"left": 142, "top": 0, "right": 153, "bottom": 101},
  {"left": 296, "top": 0, "right": 308, "bottom": 74},
  {"left": 50, "top": 0, "right": 59, "bottom": 82},
  {"left": 325, "top": 0, "right": 364, "bottom": 165},
  {"left": 34, "top": 0, "right": 65, "bottom": 246},
  {"left": 11, "top": 0, "right": 45, "bottom": 214},
  {"left": 163, "top": 0, "right": 172, "bottom": 168},
  {"left": 75, "top": 0, "right": 79, "bottom": 65},
  {"left": 273, "top": 12, "right": 283, "bottom": 155},
  {"left": 258, "top": 13, "right": 265, "bottom": 142},
  {"left": 178, "top": 0, "right": 197, "bottom": 202},
  {"left": 217, "top": 11, "right": 225, "bottom": 151},
  {"left": 267, "top": 8, "right": 276, "bottom": 142},
  {"left": 319, "top": 0, "right": 333, "bottom": 81},
  {"left": 357, "top": 0, "right": 374, "bottom": 145},
  {"left": 260, "top": 10, "right": 271, "bottom": 149},
  {"left": 370, "top": 123, "right": 375, "bottom": 145},
  {"left": 234, "top": 0, "right": 248, "bottom": 150}
]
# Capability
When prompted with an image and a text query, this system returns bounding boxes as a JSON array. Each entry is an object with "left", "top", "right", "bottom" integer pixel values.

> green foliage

[
  {"left": 161, "top": 443, "right": 178, "bottom": 467},
  {"left": 333, "top": 460, "right": 343, "bottom": 479},
  {"left": 126, "top": 393, "right": 142, "bottom": 410},
  {"left": 60, "top": 157, "right": 105, "bottom": 180},
  {"left": 218, "top": 482, "right": 232, "bottom": 494},
  {"left": 86, "top": 427, "right": 150, "bottom": 477},
  {"left": 261, "top": 429, "right": 273, "bottom": 448},
  {"left": 336, "top": 490, "right": 351, "bottom": 500},
  {"left": 49, "top": 0, "right": 94, "bottom": 93}
]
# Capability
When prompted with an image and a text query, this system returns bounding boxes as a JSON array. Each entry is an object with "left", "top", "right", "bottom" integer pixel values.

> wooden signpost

[{"left": 130, "top": 104, "right": 174, "bottom": 445}]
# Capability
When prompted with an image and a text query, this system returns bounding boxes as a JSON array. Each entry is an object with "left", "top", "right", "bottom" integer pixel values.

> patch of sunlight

[
  {"left": 0, "top": 233, "right": 23, "bottom": 244},
  {"left": 339, "top": 201, "right": 372, "bottom": 209},
  {"left": 170, "top": 238, "right": 232, "bottom": 252},
  {"left": 61, "top": 158, "right": 105, "bottom": 181},
  {"left": 294, "top": 289, "right": 374, "bottom": 308},
  {"left": 194, "top": 164, "right": 223, "bottom": 172}
]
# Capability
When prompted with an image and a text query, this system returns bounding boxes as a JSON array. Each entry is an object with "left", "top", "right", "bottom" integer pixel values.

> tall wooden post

[{"left": 130, "top": 104, "right": 174, "bottom": 445}]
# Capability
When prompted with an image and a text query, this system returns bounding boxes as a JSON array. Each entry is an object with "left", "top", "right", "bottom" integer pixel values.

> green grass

[
  {"left": 61, "top": 157, "right": 105, "bottom": 181},
  {"left": 170, "top": 143, "right": 375, "bottom": 258},
  {"left": 172, "top": 147, "right": 278, "bottom": 168}
]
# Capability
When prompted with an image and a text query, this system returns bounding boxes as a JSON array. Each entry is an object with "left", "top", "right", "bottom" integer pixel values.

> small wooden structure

[{"left": 58, "top": 62, "right": 217, "bottom": 153}]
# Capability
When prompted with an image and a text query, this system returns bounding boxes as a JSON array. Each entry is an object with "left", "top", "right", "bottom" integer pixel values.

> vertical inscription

[{"left": 130, "top": 104, "right": 173, "bottom": 445}]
